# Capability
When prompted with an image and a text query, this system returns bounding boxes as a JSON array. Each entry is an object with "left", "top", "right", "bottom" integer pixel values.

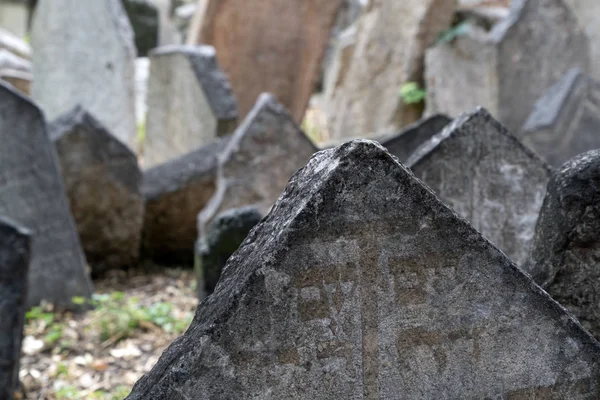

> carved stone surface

[
  {"left": 127, "top": 140, "right": 600, "bottom": 399},
  {"left": 521, "top": 68, "right": 600, "bottom": 167},
  {"left": 0, "top": 217, "right": 30, "bottom": 400},
  {"left": 49, "top": 106, "right": 144, "bottom": 276},
  {"left": 0, "top": 82, "right": 93, "bottom": 308},
  {"left": 408, "top": 108, "right": 552, "bottom": 266}
]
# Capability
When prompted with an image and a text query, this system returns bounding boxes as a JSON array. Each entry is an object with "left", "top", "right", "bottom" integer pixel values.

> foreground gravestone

[
  {"left": 407, "top": 108, "right": 552, "bottom": 266},
  {"left": 198, "top": 93, "right": 317, "bottom": 236},
  {"left": 521, "top": 68, "right": 600, "bottom": 168},
  {"left": 0, "top": 217, "right": 30, "bottom": 400},
  {"left": 144, "top": 45, "right": 238, "bottom": 168},
  {"left": 0, "top": 83, "right": 93, "bottom": 308},
  {"left": 31, "top": 0, "right": 138, "bottom": 149},
  {"left": 425, "top": 0, "right": 590, "bottom": 133},
  {"left": 523, "top": 150, "right": 600, "bottom": 340},
  {"left": 126, "top": 140, "right": 600, "bottom": 399},
  {"left": 187, "top": 0, "right": 343, "bottom": 121},
  {"left": 49, "top": 106, "right": 144, "bottom": 276}
]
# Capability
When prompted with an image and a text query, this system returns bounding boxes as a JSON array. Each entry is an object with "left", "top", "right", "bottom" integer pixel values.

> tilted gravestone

[
  {"left": 142, "top": 135, "right": 231, "bottom": 265},
  {"left": 49, "top": 106, "right": 144, "bottom": 276},
  {"left": 126, "top": 140, "right": 600, "bottom": 399},
  {"left": 0, "top": 217, "right": 30, "bottom": 400},
  {"left": 425, "top": 0, "right": 590, "bottom": 133},
  {"left": 407, "top": 107, "right": 552, "bottom": 266},
  {"left": 521, "top": 68, "right": 600, "bottom": 168},
  {"left": 0, "top": 83, "right": 93, "bottom": 308},
  {"left": 198, "top": 93, "right": 317, "bottom": 237},
  {"left": 31, "top": 0, "right": 138, "bottom": 150},
  {"left": 144, "top": 45, "right": 238, "bottom": 168},
  {"left": 523, "top": 150, "right": 600, "bottom": 340}
]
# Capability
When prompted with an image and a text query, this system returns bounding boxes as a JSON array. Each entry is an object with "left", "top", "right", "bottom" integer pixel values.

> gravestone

[
  {"left": 31, "top": 0, "right": 138, "bottom": 150},
  {"left": 425, "top": 0, "right": 590, "bottom": 133},
  {"left": 195, "top": 206, "right": 262, "bottom": 300},
  {"left": 49, "top": 106, "right": 144, "bottom": 276},
  {"left": 198, "top": 93, "right": 317, "bottom": 237},
  {"left": 565, "top": 0, "right": 600, "bottom": 80},
  {"left": 524, "top": 150, "right": 600, "bottom": 340},
  {"left": 0, "top": 217, "right": 30, "bottom": 400},
  {"left": 122, "top": 0, "right": 159, "bottom": 56},
  {"left": 187, "top": 0, "right": 344, "bottom": 121},
  {"left": 323, "top": 0, "right": 456, "bottom": 140},
  {"left": 521, "top": 68, "right": 600, "bottom": 167},
  {"left": 144, "top": 45, "right": 238, "bottom": 168},
  {"left": 0, "top": 82, "right": 93, "bottom": 308},
  {"left": 407, "top": 108, "right": 552, "bottom": 266},
  {"left": 126, "top": 140, "right": 600, "bottom": 399},
  {"left": 142, "top": 135, "right": 231, "bottom": 265}
]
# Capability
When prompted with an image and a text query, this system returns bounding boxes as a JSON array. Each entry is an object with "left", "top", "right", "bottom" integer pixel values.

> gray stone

[
  {"left": 31, "top": 0, "right": 138, "bottom": 150},
  {"left": 521, "top": 68, "right": 600, "bottom": 168},
  {"left": 144, "top": 45, "right": 238, "bottom": 168},
  {"left": 425, "top": 0, "right": 590, "bottom": 133},
  {"left": 142, "top": 135, "right": 230, "bottom": 265},
  {"left": 126, "top": 139, "right": 600, "bottom": 399},
  {"left": 407, "top": 107, "right": 552, "bottom": 266},
  {"left": 122, "top": 0, "right": 159, "bottom": 57},
  {"left": 0, "top": 82, "right": 93, "bottom": 308},
  {"left": 524, "top": 150, "right": 600, "bottom": 340},
  {"left": 198, "top": 93, "right": 317, "bottom": 237},
  {"left": 565, "top": 0, "right": 600, "bottom": 81},
  {"left": 0, "top": 27, "right": 31, "bottom": 59},
  {"left": 0, "top": 216, "right": 30, "bottom": 400},
  {"left": 49, "top": 106, "right": 144, "bottom": 276},
  {"left": 194, "top": 206, "right": 262, "bottom": 300}
]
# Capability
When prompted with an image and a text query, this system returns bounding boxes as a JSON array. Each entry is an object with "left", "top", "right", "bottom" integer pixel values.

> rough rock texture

[
  {"left": 31, "top": 0, "right": 138, "bottom": 149},
  {"left": 521, "top": 68, "right": 600, "bottom": 168},
  {"left": 144, "top": 45, "right": 238, "bottom": 168},
  {"left": 523, "top": 150, "right": 600, "bottom": 340},
  {"left": 425, "top": 0, "right": 590, "bottom": 133},
  {"left": 0, "top": 216, "right": 30, "bottom": 400},
  {"left": 126, "top": 140, "right": 600, "bottom": 399},
  {"left": 324, "top": 0, "right": 456, "bottom": 140},
  {"left": 187, "top": 0, "right": 343, "bottom": 121},
  {"left": 195, "top": 206, "right": 262, "bottom": 300},
  {"left": 122, "top": 0, "right": 159, "bottom": 56},
  {"left": 565, "top": 0, "right": 600, "bottom": 80},
  {"left": 408, "top": 108, "right": 552, "bottom": 266},
  {"left": 49, "top": 106, "right": 144, "bottom": 276},
  {"left": 142, "top": 135, "right": 231, "bottom": 265},
  {"left": 0, "top": 82, "right": 93, "bottom": 308},
  {"left": 197, "top": 93, "right": 317, "bottom": 237}
]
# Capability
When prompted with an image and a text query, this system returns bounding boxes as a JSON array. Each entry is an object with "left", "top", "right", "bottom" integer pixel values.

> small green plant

[
  {"left": 55, "top": 385, "right": 79, "bottom": 400},
  {"left": 26, "top": 306, "right": 55, "bottom": 325},
  {"left": 44, "top": 323, "right": 64, "bottom": 346},
  {"left": 437, "top": 20, "right": 470, "bottom": 44},
  {"left": 399, "top": 82, "right": 427, "bottom": 105}
]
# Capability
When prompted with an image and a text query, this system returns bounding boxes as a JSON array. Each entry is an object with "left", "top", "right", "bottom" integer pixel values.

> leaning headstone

[
  {"left": 144, "top": 45, "right": 238, "bottom": 168},
  {"left": 187, "top": 0, "right": 344, "bottom": 121},
  {"left": 122, "top": 0, "right": 159, "bottom": 57},
  {"left": 0, "top": 217, "right": 30, "bottom": 400},
  {"left": 521, "top": 68, "right": 600, "bottom": 167},
  {"left": 565, "top": 0, "right": 600, "bottom": 80},
  {"left": 0, "top": 82, "right": 93, "bottom": 308},
  {"left": 126, "top": 140, "right": 600, "bottom": 399},
  {"left": 31, "top": 0, "right": 138, "bottom": 150},
  {"left": 407, "top": 108, "right": 552, "bottom": 266},
  {"left": 198, "top": 93, "right": 317, "bottom": 236},
  {"left": 524, "top": 150, "right": 600, "bottom": 339},
  {"left": 49, "top": 106, "right": 144, "bottom": 277},
  {"left": 425, "top": 0, "right": 590, "bottom": 133}
]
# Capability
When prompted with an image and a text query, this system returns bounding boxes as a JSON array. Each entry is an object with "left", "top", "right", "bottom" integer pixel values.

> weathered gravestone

[
  {"left": 194, "top": 206, "right": 262, "bottom": 300},
  {"left": 521, "top": 68, "right": 600, "bottom": 168},
  {"left": 198, "top": 93, "right": 317, "bottom": 237},
  {"left": 142, "top": 135, "right": 231, "bottom": 265},
  {"left": 49, "top": 106, "right": 144, "bottom": 276},
  {"left": 31, "top": 0, "right": 138, "bottom": 150},
  {"left": 425, "top": 0, "right": 590, "bottom": 133},
  {"left": 407, "top": 107, "right": 552, "bottom": 266},
  {"left": 523, "top": 150, "right": 600, "bottom": 340},
  {"left": 187, "top": 0, "right": 344, "bottom": 121},
  {"left": 0, "top": 217, "right": 30, "bottom": 400},
  {"left": 565, "top": 0, "right": 600, "bottom": 80},
  {"left": 0, "top": 82, "right": 93, "bottom": 308},
  {"left": 144, "top": 45, "right": 238, "bottom": 168},
  {"left": 122, "top": 0, "right": 159, "bottom": 57},
  {"left": 323, "top": 0, "right": 456, "bottom": 140},
  {"left": 126, "top": 140, "right": 600, "bottom": 399}
]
